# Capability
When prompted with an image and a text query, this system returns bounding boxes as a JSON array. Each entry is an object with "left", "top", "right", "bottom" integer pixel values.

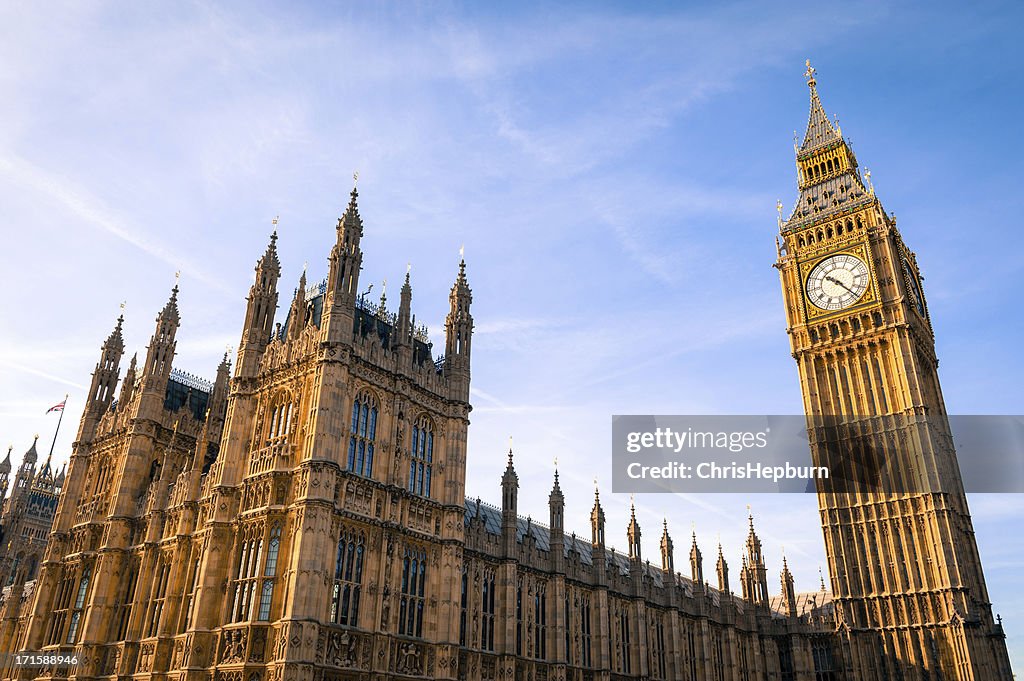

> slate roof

[{"left": 463, "top": 497, "right": 714, "bottom": 591}]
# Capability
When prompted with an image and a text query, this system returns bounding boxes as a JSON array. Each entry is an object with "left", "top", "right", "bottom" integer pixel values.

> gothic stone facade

[
  {"left": 0, "top": 185, "right": 836, "bottom": 681},
  {"left": 0, "top": 67, "right": 1012, "bottom": 681},
  {"left": 0, "top": 437, "right": 65, "bottom": 593}
]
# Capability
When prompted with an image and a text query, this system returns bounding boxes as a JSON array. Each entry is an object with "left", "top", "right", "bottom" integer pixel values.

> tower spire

[
  {"left": 660, "top": 519, "right": 674, "bottom": 573},
  {"left": 287, "top": 266, "right": 308, "bottom": 341},
  {"left": 800, "top": 59, "right": 841, "bottom": 153},
  {"left": 238, "top": 230, "right": 281, "bottom": 377},
  {"left": 501, "top": 437, "right": 519, "bottom": 557},
  {"left": 141, "top": 283, "right": 181, "bottom": 393},
  {"left": 627, "top": 497, "right": 642, "bottom": 561},
  {"left": 444, "top": 252, "right": 473, "bottom": 401},
  {"left": 80, "top": 311, "right": 125, "bottom": 440},
  {"left": 716, "top": 541, "right": 730, "bottom": 594},
  {"left": 591, "top": 479, "right": 605, "bottom": 548},
  {"left": 323, "top": 184, "right": 365, "bottom": 343},
  {"left": 690, "top": 528, "right": 704, "bottom": 587}
]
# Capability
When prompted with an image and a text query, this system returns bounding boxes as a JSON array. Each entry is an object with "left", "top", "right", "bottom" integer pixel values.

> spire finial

[
  {"left": 353, "top": 171, "right": 359, "bottom": 188},
  {"left": 507, "top": 435, "right": 513, "bottom": 466},
  {"left": 271, "top": 215, "right": 279, "bottom": 236},
  {"left": 804, "top": 59, "right": 817, "bottom": 87},
  {"left": 819, "top": 566, "right": 826, "bottom": 591},
  {"left": 459, "top": 244, "right": 465, "bottom": 261},
  {"left": 776, "top": 200, "right": 784, "bottom": 228}
]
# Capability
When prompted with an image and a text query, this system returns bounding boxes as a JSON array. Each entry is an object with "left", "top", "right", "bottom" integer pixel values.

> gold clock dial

[{"left": 805, "top": 254, "right": 870, "bottom": 310}]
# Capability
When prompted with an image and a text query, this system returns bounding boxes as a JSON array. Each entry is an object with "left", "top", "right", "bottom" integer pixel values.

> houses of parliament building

[{"left": 0, "top": 67, "right": 1013, "bottom": 681}]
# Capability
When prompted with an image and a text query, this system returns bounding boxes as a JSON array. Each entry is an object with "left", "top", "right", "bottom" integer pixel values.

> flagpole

[{"left": 47, "top": 393, "right": 68, "bottom": 462}]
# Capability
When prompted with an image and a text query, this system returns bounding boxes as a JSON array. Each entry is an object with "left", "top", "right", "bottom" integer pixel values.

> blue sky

[{"left": 0, "top": 0, "right": 1022, "bottom": 668}]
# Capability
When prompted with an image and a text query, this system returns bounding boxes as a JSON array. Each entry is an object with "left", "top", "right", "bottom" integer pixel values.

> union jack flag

[{"left": 46, "top": 399, "right": 66, "bottom": 414}]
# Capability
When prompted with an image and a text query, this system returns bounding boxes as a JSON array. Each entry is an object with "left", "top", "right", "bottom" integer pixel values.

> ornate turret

[
  {"left": 549, "top": 465, "right": 564, "bottom": 572},
  {"left": 141, "top": 284, "right": 181, "bottom": 393},
  {"left": 444, "top": 256, "right": 473, "bottom": 401},
  {"left": 590, "top": 483, "right": 605, "bottom": 548},
  {"left": 237, "top": 231, "right": 281, "bottom": 377},
  {"left": 742, "top": 512, "right": 769, "bottom": 608},
  {"left": 659, "top": 520, "right": 674, "bottom": 573},
  {"left": 208, "top": 353, "right": 231, "bottom": 417},
  {"left": 716, "top": 542, "right": 730, "bottom": 594},
  {"left": 781, "top": 554, "right": 797, "bottom": 618},
  {"left": 626, "top": 499, "right": 642, "bottom": 562},
  {"left": 9, "top": 437, "right": 38, "bottom": 506},
  {"left": 0, "top": 445, "right": 11, "bottom": 502},
  {"left": 323, "top": 186, "right": 364, "bottom": 344},
  {"left": 287, "top": 266, "right": 307, "bottom": 341},
  {"left": 690, "top": 531, "right": 704, "bottom": 588},
  {"left": 501, "top": 441, "right": 518, "bottom": 557},
  {"left": 394, "top": 270, "right": 413, "bottom": 361},
  {"left": 79, "top": 313, "right": 125, "bottom": 440},
  {"left": 117, "top": 353, "right": 138, "bottom": 410}
]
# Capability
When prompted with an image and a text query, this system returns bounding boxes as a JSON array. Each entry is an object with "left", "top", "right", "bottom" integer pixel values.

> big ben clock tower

[{"left": 775, "top": 62, "right": 1014, "bottom": 681}]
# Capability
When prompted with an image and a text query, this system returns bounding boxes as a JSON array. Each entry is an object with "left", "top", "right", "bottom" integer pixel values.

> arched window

[
  {"left": 232, "top": 528, "right": 264, "bottom": 622},
  {"left": 347, "top": 393, "right": 378, "bottom": 477},
  {"left": 481, "top": 570, "right": 496, "bottom": 651},
  {"left": 330, "top": 531, "right": 365, "bottom": 626},
  {"left": 399, "top": 547, "right": 427, "bottom": 638},
  {"left": 268, "top": 398, "right": 293, "bottom": 440},
  {"left": 258, "top": 524, "right": 282, "bottom": 621},
  {"left": 66, "top": 565, "right": 92, "bottom": 644},
  {"left": 409, "top": 417, "right": 434, "bottom": 497}
]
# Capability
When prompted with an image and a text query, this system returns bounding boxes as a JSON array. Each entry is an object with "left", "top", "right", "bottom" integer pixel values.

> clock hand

[{"left": 825, "top": 275, "right": 854, "bottom": 295}]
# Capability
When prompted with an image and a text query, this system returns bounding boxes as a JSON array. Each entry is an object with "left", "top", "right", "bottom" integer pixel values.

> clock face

[
  {"left": 903, "top": 260, "right": 925, "bottom": 315},
  {"left": 805, "top": 254, "right": 870, "bottom": 310}
]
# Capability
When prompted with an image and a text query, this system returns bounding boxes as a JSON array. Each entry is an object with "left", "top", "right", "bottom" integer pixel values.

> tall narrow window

[
  {"left": 330, "top": 531, "right": 364, "bottom": 626},
  {"left": 459, "top": 567, "right": 468, "bottom": 647},
  {"left": 398, "top": 547, "right": 427, "bottom": 638},
  {"left": 232, "top": 530, "right": 264, "bottom": 622},
  {"left": 481, "top": 570, "right": 495, "bottom": 651},
  {"left": 650, "top": 613, "right": 666, "bottom": 679},
  {"left": 581, "top": 595, "right": 592, "bottom": 667},
  {"left": 534, "top": 583, "right": 547, "bottom": 660},
  {"left": 408, "top": 417, "right": 434, "bottom": 497},
  {"left": 564, "top": 593, "right": 571, "bottom": 666},
  {"left": 515, "top": 578, "right": 523, "bottom": 656},
  {"left": 348, "top": 393, "right": 378, "bottom": 477},
  {"left": 47, "top": 573, "right": 75, "bottom": 645},
  {"left": 258, "top": 524, "right": 282, "bottom": 621},
  {"left": 66, "top": 565, "right": 92, "bottom": 644},
  {"left": 618, "top": 607, "right": 631, "bottom": 674},
  {"left": 116, "top": 559, "right": 139, "bottom": 640},
  {"left": 147, "top": 561, "right": 169, "bottom": 637},
  {"left": 182, "top": 557, "right": 201, "bottom": 631}
]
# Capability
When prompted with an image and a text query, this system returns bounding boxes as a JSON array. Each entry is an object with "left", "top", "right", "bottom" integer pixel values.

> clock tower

[{"left": 775, "top": 62, "right": 1013, "bottom": 681}]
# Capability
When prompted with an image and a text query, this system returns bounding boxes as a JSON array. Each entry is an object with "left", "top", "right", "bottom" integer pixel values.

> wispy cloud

[
  {"left": 0, "top": 359, "right": 87, "bottom": 391},
  {"left": 0, "top": 154, "right": 230, "bottom": 294}
]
